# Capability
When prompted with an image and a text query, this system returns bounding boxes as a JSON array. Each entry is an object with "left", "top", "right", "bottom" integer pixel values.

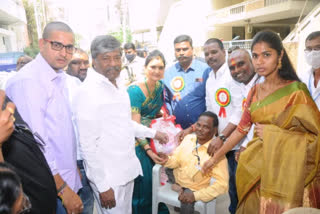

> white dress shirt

[
  {"left": 73, "top": 68, "right": 156, "bottom": 193},
  {"left": 300, "top": 68, "right": 320, "bottom": 109},
  {"left": 65, "top": 74, "right": 83, "bottom": 160},
  {"left": 239, "top": 74, "right": 260, "bottom": 148},
  {"left": 205, "top": 63, "right": 243, "bottom": 150}
]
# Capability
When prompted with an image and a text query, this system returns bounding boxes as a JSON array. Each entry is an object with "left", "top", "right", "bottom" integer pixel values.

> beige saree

[{"left": 236, "top": 81, "right": 320, "bottom": 213}]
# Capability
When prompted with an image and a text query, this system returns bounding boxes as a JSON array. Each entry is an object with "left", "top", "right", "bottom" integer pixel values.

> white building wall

[
  {"left": 157, "top": 0, "right": 212, "bottom": 64},
  {"left": 0, "top": 0, "right": 27, "bottom": 53},
  {"left": 284, "top": 2, "right": 320, "bottom": 76}
]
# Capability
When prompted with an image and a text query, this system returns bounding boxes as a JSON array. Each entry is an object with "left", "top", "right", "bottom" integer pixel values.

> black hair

[
  {"left": 204, "top": 38, "right": 224, "bottom": 50},
  {"left": 251, "top": 31, "right": 300, "bottom": 82},
  {"left": 144, "top": 50, "right": 166, "bottom": 67},
  {"left": 0, "top": 163, "right": 22, "bottom": 214},
  {"left": 174, "top": 35, "right": 193, "bottom": 47},
  {"left": 123, "top": 43, "right": 136, "bottom": 50},
  {"left": 228, "top": 46, "right": 240, "bottom": 54},
  {"left": 199, "top": 111, "right": 219, "bottom": 128},
  {"left": 306, "top": 31, "right": 320, "bottom": 42}
]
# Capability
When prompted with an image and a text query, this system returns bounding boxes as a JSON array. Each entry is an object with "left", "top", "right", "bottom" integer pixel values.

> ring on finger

[{"left": 11, "top": 115, "right": 15, "bottom": 122}]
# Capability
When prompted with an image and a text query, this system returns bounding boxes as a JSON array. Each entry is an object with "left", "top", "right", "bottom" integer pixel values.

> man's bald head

[{"left": 228, "top": 49, "right": 255, "bottom": 85}]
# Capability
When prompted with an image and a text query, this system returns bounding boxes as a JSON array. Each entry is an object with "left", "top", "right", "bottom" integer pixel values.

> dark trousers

[
  {"left": 165, "top": 168, "right": 195, "bottom": 214},
  {"left": 180, "top": 188, "right": 196, "bottom": 214},
  {"left": 56, "top": 198, "right": 67, "bottom": 214},
  {"left": 56, "top": 161, "right": 94, "bottom": 214},
  {"left": 226, "top": 150, "right": 239, "bottom": 214},
  {"left": 77, "top": 160, "right": 94, "bottom": 214}
]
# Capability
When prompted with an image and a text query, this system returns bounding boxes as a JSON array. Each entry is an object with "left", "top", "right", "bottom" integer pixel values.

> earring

[{"left": 278, "top": 59, "right": 282, "bottom": 70}]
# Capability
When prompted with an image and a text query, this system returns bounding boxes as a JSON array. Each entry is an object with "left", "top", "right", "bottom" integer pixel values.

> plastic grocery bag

[{"left": 150, "top": 115, "right": 182, "bottom": 155}]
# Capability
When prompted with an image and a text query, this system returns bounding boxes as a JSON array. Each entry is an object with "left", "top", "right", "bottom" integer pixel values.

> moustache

[
  {"left": 207, "top": 59, "right": 216, "bottom": 64},
  {"left": 106, "top": 66, "right": 121, "bottom": 72},
  {"left": 178, "top": 56, "right": 190, "bottom": 60}
]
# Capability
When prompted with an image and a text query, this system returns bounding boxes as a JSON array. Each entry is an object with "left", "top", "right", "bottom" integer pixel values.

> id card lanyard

[{"left": 194, "top": 139, "right": 201, "bottom": 170}]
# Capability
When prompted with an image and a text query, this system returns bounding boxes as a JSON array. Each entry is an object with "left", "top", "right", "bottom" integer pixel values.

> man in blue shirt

[{"left": 163, "top": 35, "right": 209, "bottom": 129}]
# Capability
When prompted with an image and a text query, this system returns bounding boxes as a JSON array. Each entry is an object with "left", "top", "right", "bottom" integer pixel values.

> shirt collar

[
  {"left": 87, "top": 67, "right": 122, "bottom": 88},
  {"left": 175, "top": 59, "right": 197, "bottom": 72},
  {"left": 192, "top": 135, "right": 215, "bottom": 149},
  {"left": 209, "top": 62, "right": 228, "bottom": 79},
  {"left": 242, "top": 73, "right": 259, "bottom": 90},
  {"left": 36, "top": 53, "right": 65, "bottom": 82}
]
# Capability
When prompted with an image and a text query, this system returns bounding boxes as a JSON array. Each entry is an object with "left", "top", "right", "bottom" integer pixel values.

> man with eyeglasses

[
  {"left": 300, "top": 31, "right": 320, "bottom": 109},
  {"left": 158, "top": 111, "right": 228, "bottom": 214},
  {"left": 6, "top": 21, "right": 83, "bottom": 214},
  {"left": 67, "top": 48, "right": 89, "bottom": 82}
]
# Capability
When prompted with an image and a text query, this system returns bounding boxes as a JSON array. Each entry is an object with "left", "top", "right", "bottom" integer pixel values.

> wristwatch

[{"left": 218, "top": 134, "right": 227, "bottom": 142}]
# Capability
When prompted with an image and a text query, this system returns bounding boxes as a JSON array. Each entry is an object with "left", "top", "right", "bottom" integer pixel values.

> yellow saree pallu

[{"left": 236, "top": 81, "right": 320, "bottom": 214}]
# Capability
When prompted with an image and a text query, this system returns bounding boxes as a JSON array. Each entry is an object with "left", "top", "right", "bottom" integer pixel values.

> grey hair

[
  {"left": 42, "top": 21, "right": 74, "bottom": 39},
  {"left": 90, "top": 35, "right": 121, "bottom": 59}
]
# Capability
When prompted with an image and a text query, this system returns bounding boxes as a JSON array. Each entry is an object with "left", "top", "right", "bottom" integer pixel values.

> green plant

[
  {"left": 109, "top": 27, "right": 132, "bottom": 44},
  {"left": 24, "top": 46, "right": 40, "bottom": 58}
]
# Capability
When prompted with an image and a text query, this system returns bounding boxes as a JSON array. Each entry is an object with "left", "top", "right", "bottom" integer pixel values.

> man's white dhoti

[{"left": 92, "top": 180, "right": 134, "bottom": 214}]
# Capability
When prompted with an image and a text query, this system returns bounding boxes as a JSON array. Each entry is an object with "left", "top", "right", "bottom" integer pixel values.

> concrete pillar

[{"left": 245, "top": 23, "right": 253, "bottom": 39}]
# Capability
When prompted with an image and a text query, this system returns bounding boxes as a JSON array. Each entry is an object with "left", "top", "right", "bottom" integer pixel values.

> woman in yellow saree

[{"left": 202, "top": 31, "right": 320, "bottom": 213}]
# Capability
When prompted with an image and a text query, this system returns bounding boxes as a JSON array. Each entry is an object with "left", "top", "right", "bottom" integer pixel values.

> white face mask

[{"left": 305, "top": 50, "right": 320, "bottom": 69}]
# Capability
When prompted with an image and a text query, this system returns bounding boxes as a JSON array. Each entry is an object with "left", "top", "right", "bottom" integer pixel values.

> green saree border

[
  {"left": 142, "top": 80, "right": 163, "bottom": 107},
  {"left": 250, "top": 81, "right": 310, "bottom": 112}
]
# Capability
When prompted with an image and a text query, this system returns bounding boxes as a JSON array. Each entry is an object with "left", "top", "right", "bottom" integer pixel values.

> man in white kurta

[{"left": 72, "top": 35, "right": 167, "bottom": 214}]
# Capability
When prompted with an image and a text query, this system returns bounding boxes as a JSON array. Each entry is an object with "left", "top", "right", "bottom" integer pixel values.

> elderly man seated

[{"left": 159, "top": 111, "right": 229, "bottom": 214}]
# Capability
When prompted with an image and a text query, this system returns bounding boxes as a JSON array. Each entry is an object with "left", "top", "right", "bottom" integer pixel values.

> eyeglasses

[
  {"left": 18, "top": 193, "right": 32, "bottom": 214},
  {"left": 44, "top": 39, "right": 74, "bottom": 54}
]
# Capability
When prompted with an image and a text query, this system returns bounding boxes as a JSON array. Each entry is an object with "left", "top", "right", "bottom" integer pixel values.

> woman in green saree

[
  {"left": 127, "top": 50, "right": 169, "bottom": 214},
  {"left": 203, "top": 31, "right": 320, "bottom": 213}
]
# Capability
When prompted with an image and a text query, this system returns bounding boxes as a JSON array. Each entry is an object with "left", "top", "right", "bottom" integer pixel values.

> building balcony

[
  {"left": 0, "top": 0, "right": 26, "bottom": 26},
  {"left": 207, "top": 0, "right": 318, "bottom": 27}
]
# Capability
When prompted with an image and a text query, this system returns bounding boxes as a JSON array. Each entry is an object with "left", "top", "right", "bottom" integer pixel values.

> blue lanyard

[{"left": 308, "top": 74, "right": 320, "bottom": 101}]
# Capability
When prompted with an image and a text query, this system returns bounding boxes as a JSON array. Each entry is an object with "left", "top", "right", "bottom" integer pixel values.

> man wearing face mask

[
  {"left": 120, "top": 43, "right": 145, "bottom": 86},
  {"left": 301, "top": 31, "right": 320, "bottom": 109}
]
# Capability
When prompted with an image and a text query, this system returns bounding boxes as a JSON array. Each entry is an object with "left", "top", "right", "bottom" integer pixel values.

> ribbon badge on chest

[
  {"left": 215, "top": 88, "right": 231, "bottom": 118},
  {"left": 171, "top": 76, "right": 185, "bottom": 101}
]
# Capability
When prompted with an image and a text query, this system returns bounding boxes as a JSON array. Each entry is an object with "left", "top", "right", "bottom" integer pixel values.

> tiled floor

[{"left": 93, "top": 193, "right": 230, "bottom": 213}]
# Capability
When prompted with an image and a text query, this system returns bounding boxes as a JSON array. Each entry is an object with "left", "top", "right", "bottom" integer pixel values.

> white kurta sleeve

[
  {"left": 228, "top": 81, "right": 243, "bottom": 126},
  {"left": 132, "top": 120, "right": 156, "bottom": 138}
]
